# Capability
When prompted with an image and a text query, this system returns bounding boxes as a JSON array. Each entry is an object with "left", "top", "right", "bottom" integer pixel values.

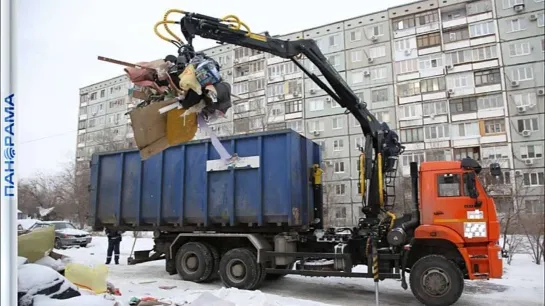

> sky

[{"left": 16, "top": 0, "right": 413, "bottom": 179}]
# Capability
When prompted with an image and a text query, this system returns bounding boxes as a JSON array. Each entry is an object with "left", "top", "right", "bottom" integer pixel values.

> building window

[
  {"left": 524, "top": 199, "right": 544, "bottom": 214},
  {"left": 354, "top": 136, "right": 364, "bottom": 150},
  {"left": 399, "top": 104, "right": 421, "bottom": 119},
  {"left": 89, "top": 92, "right": 97, "bottom": 100},
  {"left": 517, "top": 118, "right": 539, "bottom": 132},
  {"left": 419, "top": 54, "right": 444, "bottom": 70},
  {"left": 511, "top": 66, "right": 534, "bottom": 81},
  {"left": 350, "top": 30, "right": 362, "bottom": 42},
  {"left": 477, "top": 94, "right": 503, "bottom": 109},
  {"left": 467, "top": 0, "right": 492, "bottom": 15},
  {"left": 484, "top": 119, "right": 505, "bottom": 134},
  {"left": 509, "top": 42, "right": 531, "bottom": 57},
  {"left": 109, "top": 98, "right": 125, "bottom": 109},
  {"left": 454, "top": 122, "right": 480, "bottom": 137},
  {"left": 502, "top": 0, "right": 524, "bottom": 8},
  {"left": 335, "top": 184, "right": 346, "bottom": 196},
  {"left": 450, "top": 97, "right": 477, "bottom": 114},
  {"left": 393, "top": 16, "right": 416, "bottom": 30},
  {"left": 421, "top": 77, "right": 446, "bottom": 93},
  {"left": 334, "top": 161, "right": 345, "bottom": 173},
  {"left": 268, "top": 62, "right": 300, "bottom": 78},
  {"left": 426, "top": 150, "right": 449, "bottom": 161},
  {"left": 400, "top": 128, "right": 424, "bottom": 143},
  {"left": 447, "top": 49, "right": 472, "bottom": 65},
  {"left": 472, "top": 45, "right": 497, "bottom": 61},
  {"left": 513, "top": 93, "right": 536, "bottom": 107},
  {"left": 333, "top": 139, "right": 344, "bottom": 151},
  {"left": 523, "top": 172, "right": 545, "bottom": 186},
  {"left": 373, "top": 111, "right": 390, "bottom": 124},
  {"left": 332, "top": 117, "right": 344, "bottom": 129},
  {"left": 507, "top": 18, "right": 527, "bottom": 32},
  {"left": 402, "top": 152, "right": 425, "bottom": 166},
  {"left": 416, "top": 11, "right": 439, "bottom": 26},
  {"left": 270, "top": 105, "right": 283, "bottom": 117},
  {"left": 234, "top": 82, "right": 249, "bottom": 95},
  {"left": 369, "top": 45, "right": 386, "bottom": 58},
  {"left": 285, "top": 100, "right": 302, "bottom": 114},
  {"left": 521, "top": 145, "right": 543, "bottom": 159},
  {"left": 371, "top": 67, "right": 387, "bottom": 80},
  {"left": 309, "top": 100, "right": 324, "bottom": 112},
  {"left": 474, "top": 69, "right": 501, "bottom": 86},
  {"left": 448, "top": 74, "right": 470, "bottom": 89},
  {"left": 416, "top": 32, "right": 441, "bottom": 49},
  {"left": 469, "top": 21, "right": 495, "bottom": 37},
  {"left": 371, "top": 88, "right": 388, "bottom": 102},
  {"left": 79, "top": 106, "right": 87, "bottom": 115},
  {"left": 100, "top": 90, "right": 105, "bottom": 98},
  {"left": 328, "top": 34, "right": 340, "bottom": 47},
  {"left": 80, "top": 94, "right": 88, "bottom": 103},
  {"left": 249, "top": 118, "right": 263, "bottom": 130},
  {"left": 454, "top": 147, "right": 480, "bottom": 160},
  {"left": 394, "top": 38, "right": 412, "bottom": 51},
  {"left": 442, "top": 9, "right": 466, "bottom": 21},
  {"left": 397, "top": 81, "right": 421, "bottom": 97},
  {"left": 489, "top": 171, "right": 511, "bottom": 185},
  {"left": 286, "top": 120, "right": 303, "bottom": 132},
  {"left": 307, "top": 120, "right": 325, "bottom": 132},
  {"left": 538, "top": 13, "right": 545, "bottom": 27},
  {"left": 351, "top": 50, "right": 362, "bottom": 63},
  {"left": 422, "top": 100, "right": 448, "bottom": 116},
  {"left": 78, "top": 120, "right": 86, "bottom": 130},
  {"left": 327, "top": 55, "right": 341, "bottom": 68},
  {"left": 424, "top": 124, "right": 450, "bottom": 140},
  {"left": 369, "top": 24, "right": 384, "bottom": 37},
  {"left": 395, "top": 58, "right": 419, "bottom": 74},
  {"left": 249, "top": 79, "right": 265, "bottom": 91},
  {"left": 443, "top": 27, "right": 470, "bottom": 43},
  {"left": 483, "top": 144, "right": 509, "bottom": 162}
]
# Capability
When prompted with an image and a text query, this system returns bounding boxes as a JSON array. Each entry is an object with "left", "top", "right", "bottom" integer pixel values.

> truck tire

[
  {"left": 165, "top": 259, "right": 177, "bottom": 275},
  {"left": 219, "top": 248, "right": 262, "bottom": 290},
  {"left": 409, "top": 254, "right": 464, "bottom": 306},
  {"left": 201, "top": 242, "right": 220, "bottom": 282},
  {"left": 175, "top": 242, "right": 214, "bottom": 283}
]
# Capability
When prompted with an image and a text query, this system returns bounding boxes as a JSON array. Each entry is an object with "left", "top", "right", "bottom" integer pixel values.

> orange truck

[{"left": 100, "top": 10, "right": 505, "bottom": 306}]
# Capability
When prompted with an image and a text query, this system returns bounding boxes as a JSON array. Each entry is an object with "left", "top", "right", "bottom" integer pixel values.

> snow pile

[
  {"left": 35, "top": 256, "right": 66, "bottom": 272},
  {"left": 18, "top": 256, "right": 28, "bottom": 267},
  {"left": 186, "top": 288, "right": 336, "bottom": 306},
  {"left": 18, "top": 264, "right": 80, "bottom": 306}
]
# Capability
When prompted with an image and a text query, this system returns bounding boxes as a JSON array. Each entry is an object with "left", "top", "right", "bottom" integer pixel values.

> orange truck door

[{"left": 431, "top": 172, "right": 489, "bottom": 243}]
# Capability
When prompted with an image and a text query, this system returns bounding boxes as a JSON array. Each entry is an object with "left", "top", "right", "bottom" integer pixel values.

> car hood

[{"left": 56, "top": 228, "right": 89, "bottom": 236}]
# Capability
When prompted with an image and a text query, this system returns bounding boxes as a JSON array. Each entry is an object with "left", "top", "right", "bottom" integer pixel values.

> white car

[{"left": 30, "top": 221, "right": 92, "bottom": 249}]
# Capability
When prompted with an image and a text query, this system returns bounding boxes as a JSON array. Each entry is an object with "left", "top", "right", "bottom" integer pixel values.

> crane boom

[{"left": 170, "top": 11, "right": 404, "bottom": 218}]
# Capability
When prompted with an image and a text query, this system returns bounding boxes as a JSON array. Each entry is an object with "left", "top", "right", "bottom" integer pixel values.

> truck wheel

[
  {"left": 175, "top": 242, "right": 213, "bottom": 283},
  {"left": 409, "top": 254, "right": 464, "bottom": 306},
  {"left": 219, "top": 248, "right": 261, "bottom": 290},
  {"left": 201, "top": 242, "right": 220, "bottom": 282}
]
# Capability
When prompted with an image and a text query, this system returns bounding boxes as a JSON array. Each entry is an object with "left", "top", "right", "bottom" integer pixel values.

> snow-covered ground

[{"left": 55, "top": 236, "right": 545, "bottom": 306}]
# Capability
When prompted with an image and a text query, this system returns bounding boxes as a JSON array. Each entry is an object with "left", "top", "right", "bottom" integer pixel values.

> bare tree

[
  {"left": 56, "top": 162, "right": 91, "bottom": 229},
  {"left": 18, "top": 172, "right": 64, "bottom": 219},
  {"left": 519, "top": 195, "right": 545, "bottom": 265}
]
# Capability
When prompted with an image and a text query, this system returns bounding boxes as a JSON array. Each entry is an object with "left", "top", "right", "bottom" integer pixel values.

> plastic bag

[{"left": 64, "top": 263, "right": 109, "bottom": 294}]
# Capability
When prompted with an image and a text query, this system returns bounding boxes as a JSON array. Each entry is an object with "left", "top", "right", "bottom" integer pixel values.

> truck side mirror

[{"left": 465, "top": 172, "right": 479, "bottom": 199}]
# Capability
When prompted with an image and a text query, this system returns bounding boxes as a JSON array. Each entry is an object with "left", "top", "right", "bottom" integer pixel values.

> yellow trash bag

[{"left": 64, "top": 263, "right": 109, "bottom": 294}]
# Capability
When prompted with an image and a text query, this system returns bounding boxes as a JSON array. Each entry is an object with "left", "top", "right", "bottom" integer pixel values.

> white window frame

[
  {"left": 511, "top": 66, "right": 534, "bottom": 81},
  {"left": 308, "top": 120, "right": 325, "bottom": 132},
  {"left": 520, "top": 144, "right": 543, "bottom": 159},
  {"left": 369, "top": 45, "right": 386, "bottom": 58},
  {"left": 373, "top": 110, "right": 390, "bottom": 124},
  {"left": 309, "top": 100, "right": 325, "bottom": 112},
  {"left": 477, "top": 94, "right": 503, "bottom": 109},
  {"left": 332, "top": 117, "right": 344, "bottom": 130},
  {"left": 507, "top": 18, "right": 526, "bottom": 33},
  {"left": 454, "top": 122, "right": 480, "bottom": 137},
  {"left": 509, "top": 42, "right": 531, "bottom": 57},
  {"left": 537, "top": 13, "right": 545, "bottom": 27},
  {"left": 518, "top": 118, "right": 539, "bottom": 131},
  {"left": 394, "top": 38, "right": 412, "bottom": 52},
  {"left": 523, "top": 172, "right": 545, "bottom": 187},
  {"left": 371, "top": 67, "right": 387, "bottom": 80},
  {"left": 351, "top": 50, "right": 363, "bottom": 63},
  {"left": 335, "top": 184, "right": 346, "bottom": 196},
  {"left": 329, "top": 34, "right": 340, "bottom": 47},
  {"left": 513, "top": 92, "right": 536, "bottom": 107},
  {"left": 369, "top": 24, "right": 384, "bottom": 37},
  {"left": 424, "top": 124, "right": 450, "bottom": 140},
  {"left": 449, "top": 74, "right": 470, "bottom": 89},
  {"left": 399, "top": 104, "right": 421, "bottom": 120},
  {"left": 395, "top": 58, "right": 419, "bottom": 74},
  {"left": 350, "top": 30, "right": 362, "bottom": 42},
  {"left": 354, "top": 137, "right": 364, "bottom": 150},
  {"left": 469, "top": 21, "right": 495, "bottom": 38},
  {"left": 419, "top": 54, "right": 444, "bottom": 70},
  {"left": 333, "top": 139, "right": 344, "bottom": 151},
  {"left": 422, "top": 100, "right": 448, "bottom": 116},
  {"left": 334, "top": 161, "right": 345, "bottom": 173}
]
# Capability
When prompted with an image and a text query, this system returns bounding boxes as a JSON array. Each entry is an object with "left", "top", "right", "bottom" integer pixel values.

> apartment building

[
  {"left": 76, "top": 75, "right": 137, "bottom": 168},
  {"left": 77, "top": 0, "right": 544, "bottom": 226}
]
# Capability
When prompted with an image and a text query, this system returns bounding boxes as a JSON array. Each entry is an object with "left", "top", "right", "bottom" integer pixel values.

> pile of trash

[{"left": 99, "top": 46, "right": 237, "bottom": 163}]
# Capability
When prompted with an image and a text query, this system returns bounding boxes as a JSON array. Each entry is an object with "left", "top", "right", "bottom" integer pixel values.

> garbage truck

[{"left": 89, "top": 10, "right": 505, "bottom": 306}]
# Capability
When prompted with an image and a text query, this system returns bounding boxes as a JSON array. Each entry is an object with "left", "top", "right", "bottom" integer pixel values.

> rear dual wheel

[
  {"left": 219, "top": 247, "right": 264, "bottom": 290},
  {"left": 175, "top": 242, "right": 215, "bottom": 283}
]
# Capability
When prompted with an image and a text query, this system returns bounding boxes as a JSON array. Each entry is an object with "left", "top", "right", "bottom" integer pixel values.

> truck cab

[{"left": 414, "top": 159, "right": 503, "bottom": 280}]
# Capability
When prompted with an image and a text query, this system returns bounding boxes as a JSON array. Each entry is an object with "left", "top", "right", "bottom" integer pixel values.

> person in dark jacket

[{"left": 105, "top": 229, "right": 122, "bottom": 265}]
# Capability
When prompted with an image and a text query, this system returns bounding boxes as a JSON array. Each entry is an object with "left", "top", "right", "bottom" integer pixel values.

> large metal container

[{"left": 90, "top": 129, "right": 321, "bottom": 231}]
